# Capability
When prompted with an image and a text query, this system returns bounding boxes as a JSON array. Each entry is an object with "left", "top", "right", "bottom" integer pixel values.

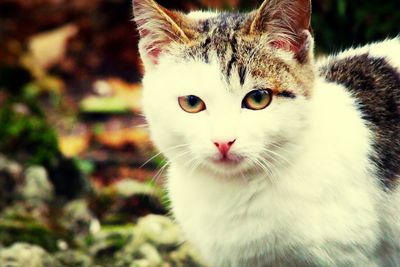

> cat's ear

[
  {"left": 133, "top": 0, "right": 194, "bottom": 69},
  {"left": 249, "top": 0, "right": 313, "bottom": 63}
]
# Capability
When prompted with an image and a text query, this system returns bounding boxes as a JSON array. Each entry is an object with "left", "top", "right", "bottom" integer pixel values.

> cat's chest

[
  {"left": 167, "top": 162, "right": 381, "bottom": 266},
  {"left": 168, "top": 171, "right": 321, "bottom": 266},
  {"left": 168, "top": 167, "right": 318, "bottom": 247}
]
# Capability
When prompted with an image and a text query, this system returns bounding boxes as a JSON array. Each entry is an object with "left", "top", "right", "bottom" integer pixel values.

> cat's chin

[
  {"left": 199, "top": 156, "right": 256, "bottom": 178},
  {"left": 211, "top": 154, "right": 245, "bottom": 165}
]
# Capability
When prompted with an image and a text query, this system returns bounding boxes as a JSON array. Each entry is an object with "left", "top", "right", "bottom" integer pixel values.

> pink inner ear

[
  {"left": 139, "top": 26, "right": 173, "bottom": 65},
  {"left": 147, "top": 47, "right": 161, "bottom": 65},
  {"left": 145, "top": 39, "right": 172, "bottom": 65},
  {"left": 139, "top": 27, "right": 163, "bottom": 65},
  {"left": 271, "top": 40, "right": 300, "bottom": 54}
]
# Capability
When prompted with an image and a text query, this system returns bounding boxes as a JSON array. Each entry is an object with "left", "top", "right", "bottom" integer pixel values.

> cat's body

[
  {"left": 168, "top": 40, "right": 400, "bottom": 267},
  {"left": 133, "top": 0, "right": 400, "bottom": 266}
]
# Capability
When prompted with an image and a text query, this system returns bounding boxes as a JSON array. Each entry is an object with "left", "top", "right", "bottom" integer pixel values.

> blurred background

[{"left": 0, "top": 0, "right": 399, "bottom": 266}]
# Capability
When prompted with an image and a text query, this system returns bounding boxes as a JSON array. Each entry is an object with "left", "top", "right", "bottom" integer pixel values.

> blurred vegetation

[
  {"left": 310, "top": 0, "right": 400, "bottom": 53},
  {"left": 0, "top": 68, "right": 58, "bottom": 167}
]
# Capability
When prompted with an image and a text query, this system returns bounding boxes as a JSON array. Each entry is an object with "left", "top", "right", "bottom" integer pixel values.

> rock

[
  {"left": 9, "top": 166, "right": 54, "bottom": 230},
  {"left": 129, "top": 259, "right": 152, "bottom": 267},
  {"left": 21, "top": 166, "right": 54, "bottom": 203},
  {"left": 88, "top": 225, "right": 135, "bottom": 258},
  {"left": 168, "top": 243, "right": 206, "bottom": 267},
  {"left": 60, "top": 199, "right": 100, "bottom": 248},
  {"left": 136, "top": 215, "right": 184, "bottom": 250},
  {"left": 95, "top": 179, "right": 165, "bottom": 225},
  {"left": 113, "top": 180, "right": 161, "bottom": 199},
  {"left": 114, "top": 215, "right": 206, "bottom": 267},
  {"left": 54, "top": 250, "right": 93, "bottom": 267},
  {"left": 0, "top": 155, "right": 22, "bottom": 211},
  {"left": 116, "top": 244, "right": 162, "bottom": 267},
  {"left": 61, "top": 199, "right": 96, "bottom": 236},
  {"left": 136, "top": 243, "right": 162, "bottom": 266},
  {"left": 0, "top": 243, "right": 62, "bottom": 267},
  {"left": 114, "top": 215, "right": 178, "bottom": 265},
  {"left": 0, "top": 154, "right": 23, "bottom": 177}
]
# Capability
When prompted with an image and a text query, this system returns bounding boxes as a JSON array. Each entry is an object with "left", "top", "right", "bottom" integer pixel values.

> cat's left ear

[
  {"left": 133, "top": 0, "right": 195, "bottom": 70},
  {"left": 249, "top": 0, "right": 313, "bottom": 63}
]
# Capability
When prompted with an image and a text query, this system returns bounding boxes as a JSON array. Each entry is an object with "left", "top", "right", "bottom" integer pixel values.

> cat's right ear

[
  {"left": 248, "top": 0, "right": 313, "bottom": 63},
  {"left": 133, "top": 0, "right": 194, "bottom": 70}
]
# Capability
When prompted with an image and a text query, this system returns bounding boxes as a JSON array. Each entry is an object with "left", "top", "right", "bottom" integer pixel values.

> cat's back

[{"left": 318, "top": 37, "right": 400, "bottom": 189}]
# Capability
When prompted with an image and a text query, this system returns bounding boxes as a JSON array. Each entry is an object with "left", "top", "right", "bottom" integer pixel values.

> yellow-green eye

[
  {"left": 178, "top": 95, "right": 206, "bottom": 113},
  {"left": 242, "top": 89, "right": 272, "bottom": 110}
]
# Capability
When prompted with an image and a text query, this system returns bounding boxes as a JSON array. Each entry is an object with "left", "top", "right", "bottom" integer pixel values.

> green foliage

[
  {"left": 310, "top": 0, "right": 399, "bottom": 53},
  {"left": 0, "top": 64, "right": 60, "bottom": 166},
  {"left": 0, "top": 207, "right": 60, "bottom": 252},
  {"left": 73, "top": 158, "right": 95, "bottom": 176},
  {"left": 0, "top": 220, "right": 59, "bottom": 252},
  {"left": 0, "top": 98, "right": 59, "bottom": 166}
]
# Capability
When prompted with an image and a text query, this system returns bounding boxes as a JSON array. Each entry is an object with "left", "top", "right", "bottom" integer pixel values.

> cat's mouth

[{"left": 211, "top": 153, "right": 245, "bottom": 165}]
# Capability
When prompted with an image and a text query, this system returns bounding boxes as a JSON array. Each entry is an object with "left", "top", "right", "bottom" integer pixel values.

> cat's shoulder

[
  {"left": 317, "top": 37, "right": 400, "bottom": 72},
  {"left": 317, "top": 37, "right": 400, "bottom": 189},
  {"left": 317, "top": 37, "right": 400, "bottom": 97}
]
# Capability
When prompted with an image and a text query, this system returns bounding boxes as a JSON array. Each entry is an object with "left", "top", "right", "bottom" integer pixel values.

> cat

[{"left": 132, "top": 0, "right": 400, "bottom": 266}]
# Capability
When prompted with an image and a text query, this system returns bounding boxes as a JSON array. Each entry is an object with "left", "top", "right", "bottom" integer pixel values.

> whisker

[
  {"left": 260, "top": 148, "right": 293, "bottom": 167},
  {"left": 140, "top": 143, "right": 189, "bottom": 168},
  {"left": 251, "top": 156, "right": 274, "bottom": 184},
  {"left": 151, "top": 161, "right": 169, "bottom": 184}
]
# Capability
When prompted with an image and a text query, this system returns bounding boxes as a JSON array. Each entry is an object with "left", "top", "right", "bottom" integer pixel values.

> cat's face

[{"left": 135, "top": 0, "right": 315, "bottom": 178}]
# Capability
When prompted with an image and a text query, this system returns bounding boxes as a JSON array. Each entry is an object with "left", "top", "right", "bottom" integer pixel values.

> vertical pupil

[{"left": 188, "top": 96, "right": 198, "bottom": 107}]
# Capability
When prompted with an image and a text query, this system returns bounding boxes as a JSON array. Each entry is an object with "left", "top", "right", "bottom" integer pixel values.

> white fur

[
  {"left": 141, "top": 40, "right": 400, "bottom": 266},
  {"left": 318, "top": 37, "right": 400, "bottom": 72},
  {"left": 187, "top": 10, "right": 219, "bottom": 20}
]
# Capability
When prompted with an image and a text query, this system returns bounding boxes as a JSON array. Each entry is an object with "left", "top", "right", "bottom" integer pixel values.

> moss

[
  {"left": 0, "top": 99, "right": 59, "bottom": 167},
  {"left": 0, "top": 219, "right": 59, "bottom": 252},
  {"left": 86, "top": 225, "right": 136, "bottom": 258},
  {"left": 0, "top": 206, "right": 67, "bottom": 252}
]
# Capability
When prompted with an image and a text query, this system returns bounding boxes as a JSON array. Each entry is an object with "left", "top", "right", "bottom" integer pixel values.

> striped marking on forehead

[
  {"left": 183, "top": 13, "right": 310, "bottom": 98},
  {"left": 186, "top": 13, "right": 253, "bottom": 86}
]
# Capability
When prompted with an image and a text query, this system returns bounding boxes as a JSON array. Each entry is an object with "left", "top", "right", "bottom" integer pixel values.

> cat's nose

[{"left": 213, "top": 139, "right": 236, "bottom": 156}]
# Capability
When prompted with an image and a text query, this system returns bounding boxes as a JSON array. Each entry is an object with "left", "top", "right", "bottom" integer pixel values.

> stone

[
  {"left": 61, "top": 199, "right": 96, "bottom": 236},
  {"left": 113, "top": 180, "right": 161, "bottom": 199},
  {"left": 0, "top": 155, "right": 23, "bottom": 177},
  {"left": 114, "top": 215, "right": 206, "bottom": 267},
  {"left": 96, "top": 179, "right": 165, "bottom": 225},
  {"left": 88, "top": 225, "right": 135, "bottom": 257},
  {"left": 135, "top": 243, "right": 162, "bottom": 266},
  {"left": 129, "top": 259, "right": 152, "bottom": 267},
  {"left": 136, "top": 215, "right": 184, "bottom": 250},
  {"left": 54, "top": 250, "right": 93, "bottom": 267},
  {"left": 21, "top": 166, "right": 54, "bottom": 203},
  {"left": 0, "top": 243, "right": 62, "bottom": 267},
  {"left": 0, "top": 155, "right": 22, "bottom": 211},
  {"left": 168, "top": 243, "right": 206, "bottom": 267}
]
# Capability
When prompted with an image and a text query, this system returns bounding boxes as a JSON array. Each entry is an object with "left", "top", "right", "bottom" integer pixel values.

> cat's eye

[
  {"left": 242, "top": 89, "right": 272, "bottom": 110},
  {"left": 178, "top": 95, "right": 206, "bottom": 113}
]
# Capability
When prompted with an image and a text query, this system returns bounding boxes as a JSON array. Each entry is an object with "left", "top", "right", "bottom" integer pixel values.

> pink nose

[{"left": 214, "top": 139, "right": 236, "bottom": 157}]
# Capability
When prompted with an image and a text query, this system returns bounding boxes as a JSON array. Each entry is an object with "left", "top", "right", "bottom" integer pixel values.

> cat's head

[{"left": 134, "top": 0, "right": 315, "bottom": 178}]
